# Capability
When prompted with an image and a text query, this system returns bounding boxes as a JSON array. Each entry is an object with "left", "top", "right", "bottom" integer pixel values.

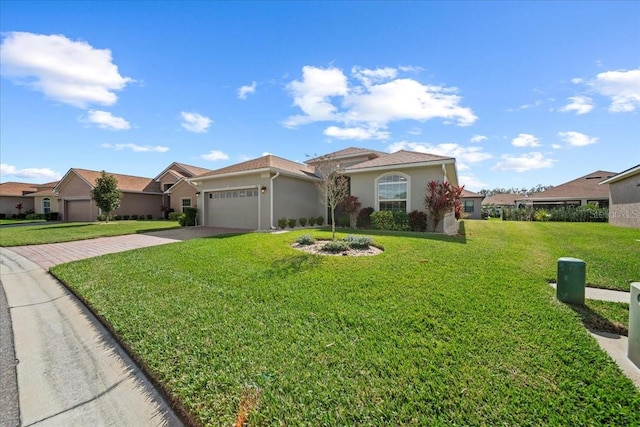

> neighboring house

[
  {"left": 54, "top": 168, "right": 164, "bottom": 221},
  {"left": 600, "top": 164, "right": 640, "bottom": 229},
  {"left": 0, "top": 182, "right": 37, "bottom": 216},
  {"left": 515, "top": 170, "right": 616, "bottom": 209},
  {"left": 30, "top": 181, "right": 59, "bottom": 216},
  {"left": 481, "top": 193, "right": 521, "bottom": 218},
  {"left": 190, "top": 155, "right": 323, "bottom": 230},
  {"left": 460, "top": 189, "right": 484, "bottom": 219},
  {"left": 153, "top": 162, "right": 213, "bottom": 215}
]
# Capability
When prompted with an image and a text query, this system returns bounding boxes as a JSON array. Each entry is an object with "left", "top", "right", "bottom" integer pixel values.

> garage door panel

[
  {"left": 66, "top": 200, "right": 92, "bottom": 222},
  {"left": 207, "top": 190, "right": 257, "bottom": 229}
]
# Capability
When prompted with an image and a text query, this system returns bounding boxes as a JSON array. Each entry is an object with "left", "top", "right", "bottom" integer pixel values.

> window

[
  {"left": 377, "top": 174, "right": 408, "bottom": 212},
  {"left": 42, "top": 198, "right": 51, "bottom": 214},
  {"left": 181, "top": 198, "right": 192, "bottom": 212},
  {"left": 464, "top": 200, "right": 474, "bottom": 213}
]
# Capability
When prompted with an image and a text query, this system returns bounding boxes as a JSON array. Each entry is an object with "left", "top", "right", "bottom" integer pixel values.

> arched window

[
  {"left": 377, "top": 174, "right": 409, "bottom": 212},
  {"left": 42, "top": 198, "right": 51, "bottom": 214}
]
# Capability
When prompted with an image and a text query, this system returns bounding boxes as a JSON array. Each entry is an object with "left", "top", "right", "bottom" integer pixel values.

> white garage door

[
  {"left": 66, "top": 200, "right": 92, "bottom": 222},
  {"left": 206, "top": 189, "right": 258, "bottom": 229}
]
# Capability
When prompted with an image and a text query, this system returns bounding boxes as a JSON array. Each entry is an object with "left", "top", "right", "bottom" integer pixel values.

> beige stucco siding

[
  {"left": 168, "top": 180, "right": 198, "bottom": 213},
  {"left": 608, "top": 173, "right": 640, "bottom": 228},
  {"left": 33, "top": 196, "right": 59, "bottom": 215},
  {"left": 56, "top": 174, "right": 93, "bottom": 221},
  {"left": 272, "top": 176, "right": 323, "bottom": 225},
  {"left": 0, "top": 196, "right": 34, "bottom": 217},
  {"left": 113, "top": 193, "right": 163, "bottom": 218},
  {"left": 462, "top": 196, "right": 484, "bottom": 220}
]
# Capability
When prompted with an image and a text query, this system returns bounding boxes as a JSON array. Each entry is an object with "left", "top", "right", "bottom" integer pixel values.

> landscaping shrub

[
  {"left": 178, "top": 214, "right": 187, "bottom": 226},
  {"left": 392, "top": 211, "right": 410, "bottom": 231},
  {"left": 308, "top": 217, "right": 316, "bottom": 226},
  {"left": 122, "top": 215, "right": 130, "bottom": 220},
  {"left": 168, "top": 212, "right": 182, "bottom": 221},
  {"left": 97, "top": 214, "right": 107, "bottom": 222},
  {"left": 278, "top": 217, "right": 288, "bottom": 229},
  {"left": 295, "top": 234, "right": 315, "bottom": 245},
  {"left": 371, "top": 210, "right": 395, "bottom": 230},
  {"left": 288, "top": 218, "right": 297, "bottom": 228},
  {"left": 298, "top": 217, "right": 307, "bottom": 227},
  {"left": 503, "top": 206, "right": 609, "bottom": 223},
  {"left": 338, "top": 195, "right": 362, "bottom": 228},
  {"left": 26, "top": 213, "right": 45, "bottom": 220},
  {"left": 131, "top": 214, "right": 139, "bottom": 220},
  {"left": 357, "top": 207, "right": 375, "bottom": 228},
  {"left": 146, "top": 214, "right": 153, "bottom": 220},
  {"left": 316, "top": 216, "right": 324, "bottom": 226},
  {"left": 321, "top": 240, "right": 350, "bottom": 253},
  {"left": 337, "top": 216, "right": 350, "bottom": 228},
  {"left": 534, "top": 209, "right": 551, "bottom": 222},
  {"left": 114, "top": 215, "right": 122, "bottom": 221},
  {"left": 46, "top": 212, "right": 59, "bottom": 221},
  {"left": 343, "top": 235, "right": 372, "bottom": 249},
  {"left": 408, "top": 210, "right": 427, "bottom": 232},
  {"left": 183, "top": 207, "right": 198, "bottom": 226}
]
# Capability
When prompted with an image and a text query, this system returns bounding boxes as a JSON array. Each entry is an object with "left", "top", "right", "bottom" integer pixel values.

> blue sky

[{"left": 1, "top": 1, "right": 638, "bottom": 191}]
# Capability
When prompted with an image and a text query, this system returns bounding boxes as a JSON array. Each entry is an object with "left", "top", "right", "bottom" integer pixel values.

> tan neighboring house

[
  {"left": 599, "top": 164, "right": 640, "bottom": 229},
  {"left": 515, "top": 170, "right": 616, "bottom": 209},
  {"left": 153, "top": 162, "right": 213, "bottom": 216},
  {"left": 54, "top": 168, "right": 163, "bottom": 221},
  {"left": 30, "top": 181, "right": 60, "bottom": 216},
  {"left": 460, "top": 189, "right": 484, "bottom": 219},
  {"left": 0, "top": 182, "right": 37, "bottom": 217},
  {"left": 482, "top": 193, "right": 520, "bottom": 209}
]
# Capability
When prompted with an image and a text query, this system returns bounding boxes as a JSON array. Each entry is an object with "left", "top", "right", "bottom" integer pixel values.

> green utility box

[
  {"left": 629, "top": 283, "right": 640, "bottom": 369},
  {"left": 556, "top": 257, "right": 585, "bottom": 304}
]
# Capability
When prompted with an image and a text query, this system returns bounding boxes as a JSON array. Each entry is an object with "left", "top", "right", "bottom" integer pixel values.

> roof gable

[
  {"left": 345, "top": 150, "right": 454, "bottom": 171},
  {"left": 482, "top": 193, "right": 521, "bottom": 206},
  {"left": 524, "top": 170, "right": 616, "bottom": 200},
  {"left": 196, "top": 155, "right": 318, "bottom": 180},
  {"left": 58, "top": 168, "right": 161, "bottom": 193},
  {"left": 305, "top": 147, "right": 385, "bottom": 164},
  {"left": 0, "top": 181, "right": 39, "bottom": 196},
  {"left": 154, "top": 162, "right": 213, "bottom": 181}
]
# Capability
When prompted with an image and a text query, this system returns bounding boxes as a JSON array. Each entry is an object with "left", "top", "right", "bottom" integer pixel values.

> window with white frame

[
  {"left": 42, "top": 198, "right": 51, "bottom": 214},
  {"left": 377, "top": 174, "right": 408, "bottom": 212},
  {"left": 464, "top": 200, "right": 474, "bottom": 213},
  {"left": 181, "top": 198, "right": 192, "bottom": 212}
]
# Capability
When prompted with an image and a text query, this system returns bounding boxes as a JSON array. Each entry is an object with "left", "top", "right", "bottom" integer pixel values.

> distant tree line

[{"left": 478, "top": 184, "right": 554, "bottom": 197}]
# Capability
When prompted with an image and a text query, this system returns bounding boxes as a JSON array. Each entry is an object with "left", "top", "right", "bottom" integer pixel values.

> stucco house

[
  {"left": 514, "top": 170, "right": 616, "bottom": 209},
  {"left": 54, "top": 168, "right": 164, "bottom": 221},
  {"left": 0, "top": 181, "right": 59, "bottom": 217},
  {"left": 600, "top": 164, "right": 640, "bottom": 229},
  {"left": 153, "top": 162, "right": 213, "bottom": 216},
  {"left": 460, "top": 189, "right": 484, "bottom": 219}
]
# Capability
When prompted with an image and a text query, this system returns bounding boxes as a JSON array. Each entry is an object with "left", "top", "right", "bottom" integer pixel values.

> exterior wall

[
  {"left": 33, "top": 196, "right": 59, "bottom": 215},
  {"left": 56, "top": 174, "right": 94, "bottom": 221},
  {"left": 348, "top": 165, "right": 447, "bottom": 213},
  {"left": 461, "top": 196, "right": 484, "bottom": 219},
  {"left": 608, "top": 173, "right": 640, "bottom": 228},
  {"left": 272, "top": 175, "right": 323, "bottom": 226},
  {"left": 0, "top": 196, "right": 34, "bottom": 217},
  {"left": 168, "top": 180, "right": 198, "bottom": 213},
  {"left": 113, "top": 193, "right": 164, "bottom": 218}
]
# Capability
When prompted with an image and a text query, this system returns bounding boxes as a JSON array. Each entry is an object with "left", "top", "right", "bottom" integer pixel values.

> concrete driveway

[{"left": 0, "top": 226, "right": 246, "bottom": 426}]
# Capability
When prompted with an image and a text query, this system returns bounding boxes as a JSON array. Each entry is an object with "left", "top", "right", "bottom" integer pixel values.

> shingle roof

[
  {"left": 0, "top": 182, "right": 39, "bottom": 196},
  {"left": 69, "top": 169, "right": 161, "bottom": 193},
  {"left": 305, "top": 147, "right": 385, "bottom": 164},
  {"left": 197, "top": 155, "right": 318, "bottom": 179},
  {"left": 599, "top": 164, "right": 640, "bottom": 185},
  {"left": 345, "top": 150, "right": 453, "bottom": 171},
  {"left": 482, "top": 193, "right": 521, "bottom": 206},
  {"left": 522, "top": 170, "right": 616, "bottom": 201},
  {"left": 173, "top": 162, "right": 213, "bottom": 177},
  {"left": 461, "top": 189, "right": 483, "bottom": 198},
  {"left": 154, "top": 162, "right": 213, "bottom": 181}
]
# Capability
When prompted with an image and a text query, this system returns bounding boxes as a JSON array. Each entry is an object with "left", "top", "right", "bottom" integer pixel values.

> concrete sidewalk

[{"left": 0, "top": 245, "right": 184, "bottom": 426}]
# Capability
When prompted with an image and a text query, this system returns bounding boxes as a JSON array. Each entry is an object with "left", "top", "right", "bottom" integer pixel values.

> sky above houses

[{"left": 1, "top": 1, "right": 638, "bottom": 191}]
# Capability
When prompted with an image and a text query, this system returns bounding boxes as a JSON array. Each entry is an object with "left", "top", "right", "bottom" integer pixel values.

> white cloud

[
  {"left": 0, "top": 32, "right": 132, "bottom": 108},
  {"left": 389, "top": 141, "right": 492, "bottom": 171},
  {"left": 324, "top": 126, "right": 389, "bottom": 140},
  {"left": 551, "top": 144, "right": 563, "bottom": 150},
  {"left": 557, "top": 131, "right": 598, "bottom": 147},
  {"left": 591, "top": 68, "right": 640, "bottom": 112},
  {"left": 559, "top": 96, "right": 594, "bottom": 115},
  {"left": 284, "top": 65, "right": 477, "bottom": 136},
  {"left": 408, "top": 127, "right": 422, "bottom": 136},
  {"left": 85, "top": 110, "right": 130, "bottom": 130},
  {"left": 101, "top": 143, "right": 168, "bottom": 152},
  {"left": 459, "top": 174, "right": 487, "bottom": 191},
  {"left": 511, "top": 133, "right": 540, "bottom": 147},
  {"left": 470, "top": 134, "right": 487, "bottom": 143},
  {"left": 200, "top": 150, "right": 229, "bottom": 161},
  {"left": 491, "top": 152, "right": 554, "bottom": 173},
  {"left": 180, "top": 112, "right": 212, "bottom": 133},
  {"left": 238, "top": 81, "right": 257, "bottom": 99},
  {"left": 571, "top": 78, "right": 584, "bottom": 84},
  {"left": 508, "top": 100, "right": 543, "bottom": 112},
  {"left": 0, "top": 163, "right": 62, "bottom": 181}
]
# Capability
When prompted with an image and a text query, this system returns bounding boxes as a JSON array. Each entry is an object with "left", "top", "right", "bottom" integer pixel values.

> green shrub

[
  {"left": 344, "top": 235, "right": 372, "bottom": 249},
  {"left": 122, "top": 215, "right": 130, "bottom": 220},
  {"left": 131, "top": 214, "right": 139, "bottom": 220},
  {"left": 392, "top": 211, "right": 410, "bottom": 231},
  {"left": 288, "top": 218, "right": 297, "bottom": 228},
  {"left": 534, "top": 209, "right": 551, "bottom": 222},
  {"left": 371, "top": 210, "right": 394, "bottom": 230},
  {"left": 408, "top": 210, "right": 427, "bottom": 232},
  {"left": 0, "top": 213, "right": 5, "bottom": 219},
  {"left": 178, "top": 214, "right": 187, "bottom": 226},
  {"left": 26, "top": 213, "right": 45, "bottom": 220},
  {"left": 97, "top": 214, "right": 107, "bottom": 222},
  {"left": 316, "top": 216, "right": 324, "bottom": 226},
  {"left": 337, "top": 216, "right": 350, "bottom": 228},
  {"left": 168, "top": 212, "right": 182, "bottom": 221},
  {"left": 298, "top": 217, "right": 307, "bottom": 227},
  {"left": 295, "top": 234, "right": 316, "bottom": 245},
  {"left": 321, "top": 240, "right": 350, "bottom": 253},
  {"left": 308, "top": 217, "right": 316, "bottom": 226},
  {"left": 357, "top": 207, "right": 374, "bottom": 228},
  {"left": 278, "top": 217, "right": 288, "bottom": 229},
  {"left": 146, "top": 214, "right": 153, "bottom": 220},
  {"left": 113, "top": 215, "right": 122, "bottom": 221},
  {"left": 183, "top": 207, "right": 198, "bottom": 226},
  {"left": 46, "top": 212, "right": 59, "bottom": 221}
]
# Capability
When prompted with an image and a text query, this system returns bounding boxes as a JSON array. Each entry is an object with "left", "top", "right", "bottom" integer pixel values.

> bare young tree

[{"left": 313, "top": 155, "right": 350, "bottom": 240}]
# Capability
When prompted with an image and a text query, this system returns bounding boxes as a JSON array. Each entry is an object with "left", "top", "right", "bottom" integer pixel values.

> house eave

[
  {"left": 599, "top": 164, "right": 640, "bottom": 185},
  {"left": 190, "top": 167, "right": 319, "bottom": 184},
  {"left": 344, "top": 158, "right": 456, "bottom": 175}
]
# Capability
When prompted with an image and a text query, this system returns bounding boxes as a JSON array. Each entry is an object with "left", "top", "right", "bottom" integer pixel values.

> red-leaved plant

[
  {"left": 424, "top": 181, "right": 464, "bottom": 231},
  {"left": 338, "top": 195, "right": 362, "bottom": 228}
]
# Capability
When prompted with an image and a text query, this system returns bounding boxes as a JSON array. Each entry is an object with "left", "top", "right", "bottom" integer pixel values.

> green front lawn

[
  {"left": 0, "top": 220, "right": 181, "bottom": 246},
  {"left": 51, "top": 221, "right": 639, "bottom": 425}
]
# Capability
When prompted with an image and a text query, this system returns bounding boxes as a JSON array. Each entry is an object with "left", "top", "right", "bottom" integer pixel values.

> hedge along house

[
  {"left": 342, "top": 150, "right": 460, "bottom": 233},
  {"left": 153, "top": 162, "right": 213, "bottom": 216},
  {"left": 599, "top": 164, "right": 640, "bottom": 229},
  {"left": 189, "top": 155, "right": 324, "bottom": 230},
  {"left": 54, "top": 168, "right": 164, "bottom": 221}
]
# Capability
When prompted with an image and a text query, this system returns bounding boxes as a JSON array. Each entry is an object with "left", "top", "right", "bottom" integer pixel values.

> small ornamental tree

[
  {"left": 424, "top": 181, "right": 464, "bottom": 232},
  {"left": 338, "top": 195, "right": 361, "bottom": 228},
  {"left": 313, "top": 154, "right": 350, "bottom": 240},
  {"left": 91, "top": 171, "right": 123, "bottom": 223},
  {"left": 15, "top": 203, "right": 23, "bottom": 215}
]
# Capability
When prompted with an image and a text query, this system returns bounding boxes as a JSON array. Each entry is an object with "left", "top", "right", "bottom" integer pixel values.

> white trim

[
  {"left": 599, "top": 165, "right": 640, "bottom": 185},
  {"left": 190, "top": 168, "right": 319, "bottom": 185},
  {"left": 270, "top": 172, "right": 280, "bottom": 229},
  {"left": 375, "top": 171, "right": 411, "bottom": 213},
  {"left": 346, "top": 159, "right": 455, "bottom": 175}
]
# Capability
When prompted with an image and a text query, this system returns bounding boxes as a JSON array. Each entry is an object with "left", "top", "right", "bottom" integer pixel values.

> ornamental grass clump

[
  {"left": 343, "top": 235, "right": 373, "bottom": 249},
  {"left": 295, "top": 234, "right": 316, "bottom": 245},
  {"left": 321, "top": 240, "right": 350, "bottom": 253}
]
